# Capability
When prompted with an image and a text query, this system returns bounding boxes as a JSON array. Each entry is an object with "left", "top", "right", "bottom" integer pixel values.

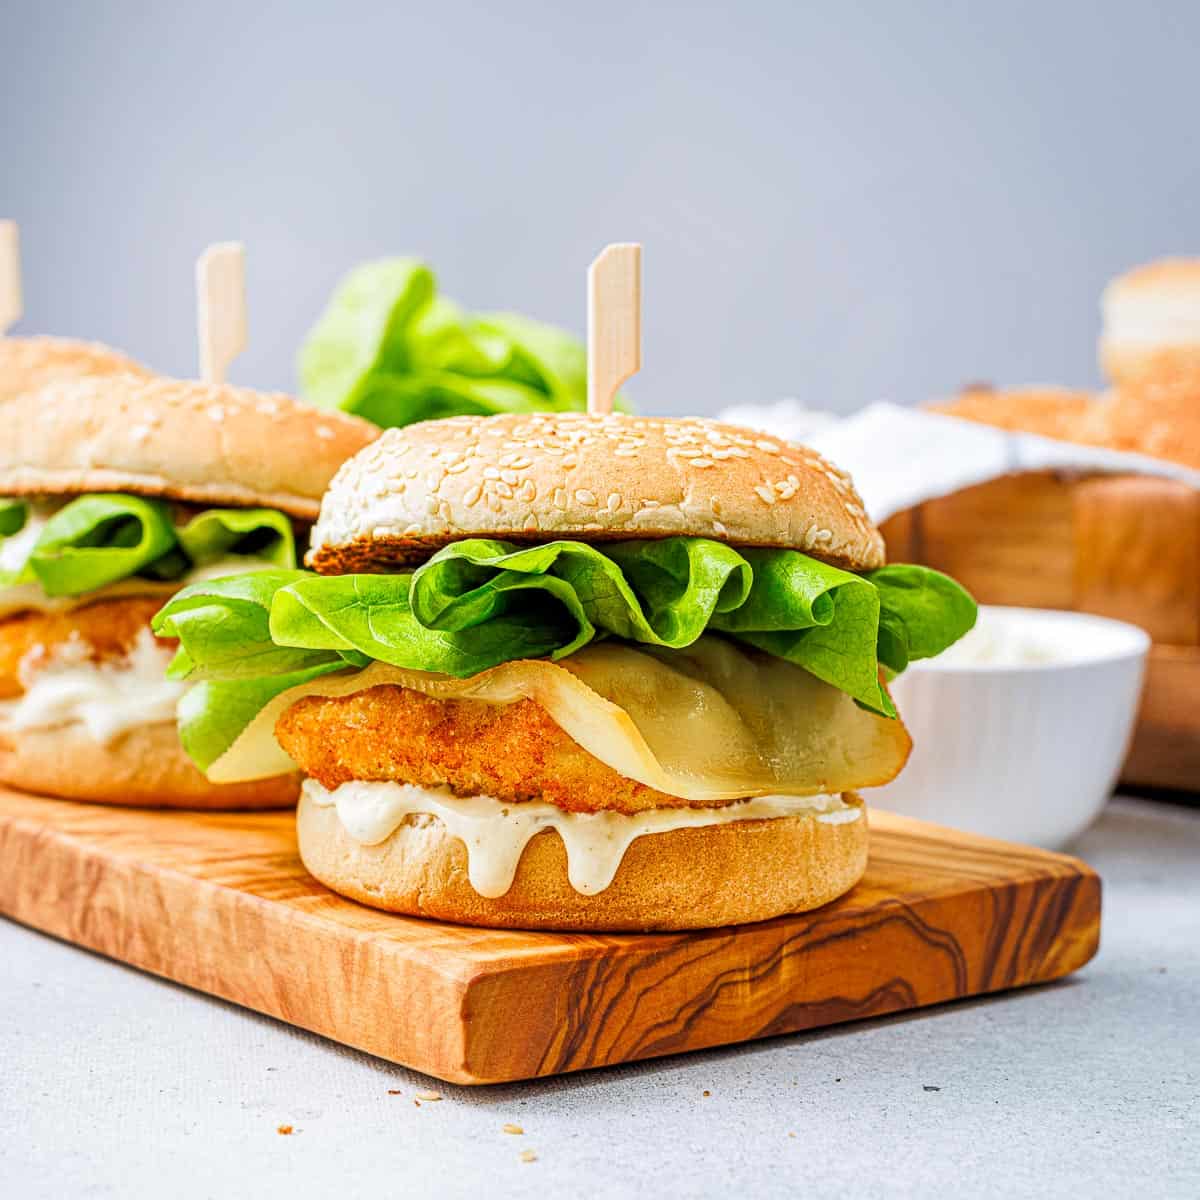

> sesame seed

[
  {"left": 519, "top": 479, "right": 537, "bottom": 502},
  {"left": 463, "top": 484, "right": 483, "bottom": 507},
  {"left": 316, "top": 426, "right": 335, "bottom": 440},
  {"left": 606, "top": 492, "right": 622, "bottom": 512},
  {"left": 575, "top": 488, "right": 598, "bottom": 506},
  {"left": 691, "top": 457, "right": 715, "bottom": 468},
  {"left": 553, "top": 487, "right": 569, "bottom": 510},
  {"left": 753, "top": 484, "right": 777, "bottom": 505},
  {"left": 495, "top": 481, "right": 514, "bottom": 499}
]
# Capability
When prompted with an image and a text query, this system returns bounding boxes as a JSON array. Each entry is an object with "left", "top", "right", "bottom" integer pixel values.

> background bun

[
  {"left": 0, "top": 721, "right": 298, "bottom": 809},
  {"left": 1100, "top": 258, "right": 1200, "bottom": 387},
  {"left": 1100, "top": 259, "right": 1200, "bottom": 467},
  {"left": 0, "top": 336, "right": 152, "bottom": 402},
  {"left": 309, "top": 412, "right": 884, "bottom": 572},
  {"left": 932, "top": 385, "right": 1111, "bottom": 445},
  {"left": 297, "top": 791, "right": 868, "bottom": 931},
  {"left": 0, "top": 374, "right": 377, "bottom": 520}
]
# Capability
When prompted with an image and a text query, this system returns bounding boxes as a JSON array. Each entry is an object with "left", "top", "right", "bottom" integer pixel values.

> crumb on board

[
  {"left": 519, "top": 1149, "right": 538, "bottom": 1163},
  {"left": 788, "top": 1132, "right": 796, "bottom": 1139},
  {"left": 416, "top": 1090, "right": 443, "bottom": 1102},
  {"left": 387, "top": 1089, "right": 402, "bottom": 1095},
  {"left": 503, "top": 1123, "right": 524, "bottom": 1135},
  {"left": 923, "top": 1085, "right": 942, "bottom": 1093},
  {"left": 277, "top": 1125, "right": 293, "bottom": 1136},
  {"left": 702, "top": 1090, "right": 711, "bottom": 1098}
]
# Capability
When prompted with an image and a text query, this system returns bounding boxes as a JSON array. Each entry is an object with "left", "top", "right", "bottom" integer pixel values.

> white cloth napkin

[{"left": 721, "top": 401, "right": 1200, "bottom": 524}]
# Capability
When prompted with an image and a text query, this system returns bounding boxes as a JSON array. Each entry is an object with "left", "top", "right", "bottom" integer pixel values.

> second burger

[{"left": 0, "top": 374, "right": 374, "bottom": 807}]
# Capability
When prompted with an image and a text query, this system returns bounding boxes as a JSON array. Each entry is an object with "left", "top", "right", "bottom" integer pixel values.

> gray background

[{"left": 3, "top": 0, "right": 1199, "bottom": 415}]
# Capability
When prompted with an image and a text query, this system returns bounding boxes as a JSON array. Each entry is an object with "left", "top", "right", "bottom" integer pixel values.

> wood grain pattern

[
  {"left": 0, "top": 787, "right": 1099, "bottom": 1085},
  {"left": 879, "top": 470, "right": 1200, "bottom": 791},
  {"left": 1073, "top": 476, "right": 1200, "bottom": 645}
]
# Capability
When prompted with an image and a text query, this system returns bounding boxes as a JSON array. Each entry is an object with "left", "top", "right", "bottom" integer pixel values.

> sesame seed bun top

[
  {"left": 307, "top": 411, "right": 885, "bottom": 573},
  {"left": 0, "top": 374, "right": 378, "bottom": 521},
  {"left": 0, "top": 335, "right": 153, "bottom": 402}
]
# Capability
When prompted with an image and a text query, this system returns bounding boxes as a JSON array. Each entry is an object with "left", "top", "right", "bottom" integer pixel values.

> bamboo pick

[
  {"left": 586, "top": 243, "right": 641, "bottom": 414},
  {"left": 195, "top": 242, "right": 247, "bottom": 384},
  {"left": 0, "top": 221, "right": 22, "bottom": 336}
]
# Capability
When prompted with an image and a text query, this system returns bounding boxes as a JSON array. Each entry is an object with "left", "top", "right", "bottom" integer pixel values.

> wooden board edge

[
  {"left": 449, "top": 859, "right": 1101, "bottom": 1084},
  {"left": 0, "top": 809, "right": 484, "bottom": 1084}
]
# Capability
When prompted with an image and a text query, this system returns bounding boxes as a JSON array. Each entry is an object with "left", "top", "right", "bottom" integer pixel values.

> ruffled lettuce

[
  {"left": 0, "top": 495, "right": 296, "bottom": 598},
  {"left": 298, "top": 259, "right": 625, "bottom": 427},
  {"left": 153, "top": 537, "right": 977, "bottom": 769}
]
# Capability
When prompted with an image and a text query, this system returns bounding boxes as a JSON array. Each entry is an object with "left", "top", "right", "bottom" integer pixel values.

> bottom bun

[
  {"left": 297, "top": 791, "right": 868, "bottom": 931},
  {"left": 0, "top": 721, "right": 298, "bottom": 809}
]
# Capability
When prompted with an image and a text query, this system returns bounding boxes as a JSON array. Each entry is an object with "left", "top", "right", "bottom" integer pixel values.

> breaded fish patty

[
  {"left": 0, "top": 597, "right": 171, "bottom": 698},
  {"left": 274, "top": 685, "right": 722, "bottom": 815}
]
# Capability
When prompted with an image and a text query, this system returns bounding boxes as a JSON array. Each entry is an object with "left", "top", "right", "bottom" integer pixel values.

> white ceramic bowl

[{"left": 870, "top": 606, "right": 1150, "bottom": 848}]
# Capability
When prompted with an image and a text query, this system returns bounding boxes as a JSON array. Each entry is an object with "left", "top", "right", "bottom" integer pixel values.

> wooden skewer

[
  {"left": 195, "top": 242, "right": 247, "bottom": 384},
  {"left": 0, "top": 220, "right": 22, "bottom": 336},
  {"left": 587, "top": 242, "right": 641, "bottom": 414}
]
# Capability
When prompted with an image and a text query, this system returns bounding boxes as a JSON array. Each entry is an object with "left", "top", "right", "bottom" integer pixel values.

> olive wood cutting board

[{"left": 0, "top": 786, "right": 1100, "bottom": 1084}]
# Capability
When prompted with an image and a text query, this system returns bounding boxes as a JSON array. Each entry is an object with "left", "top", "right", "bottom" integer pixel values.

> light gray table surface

[{"left": 2, "top": 795, "right": 1197, "bottom": 1199}]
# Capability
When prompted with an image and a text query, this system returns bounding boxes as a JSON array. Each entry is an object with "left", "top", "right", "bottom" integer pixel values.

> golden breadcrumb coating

[
  {"left": 275, "top": 685, "right": 723, "bottom": 815},
  {"left": 0, "top": 597, "right": 171, "bottom": 699}
]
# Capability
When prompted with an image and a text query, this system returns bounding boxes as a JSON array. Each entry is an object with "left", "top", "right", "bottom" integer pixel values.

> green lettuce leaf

[
  {"left": 175, "top": 508, "right": 296, "bottom": 568},
  {"left": 177, "top": 662, "right": 351, "bottom": 772},
  {"left": 298, "top": 259, "right": 624, "bottom": 428},
  {"left": 0, "top": 499, "right": 27, "bottom": 538},
  {"left": 151, "top": 570, "right": 344, "bottom": 681},
  {"left": 19, "top": 494, "right": 178, "bottom": 596},
  {"left": 270, "top": 570, "right": 573, "bottom": 676},
  {"left": 0, "top": 495, "right": 299, "bottom": 599},
  {"left": 157, "top": 537, "right": 977, "bottom": 721},
  {"left": 864, "top": 564, "right": 978, "bottom": 674}
]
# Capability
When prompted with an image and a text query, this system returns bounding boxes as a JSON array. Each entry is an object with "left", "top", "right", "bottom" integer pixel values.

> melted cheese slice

[{"left": 208, "top": 636, "right": 911, "bottom": 801}]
